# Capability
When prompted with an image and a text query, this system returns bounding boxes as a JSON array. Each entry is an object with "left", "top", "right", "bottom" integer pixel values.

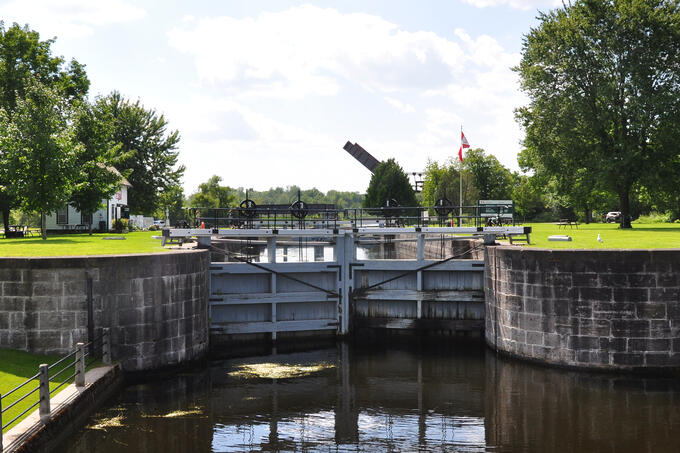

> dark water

[{"left": 59, "top": 343, "right": 680, "bottom": 453}]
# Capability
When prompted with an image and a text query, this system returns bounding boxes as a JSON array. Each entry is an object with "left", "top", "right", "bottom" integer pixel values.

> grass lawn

[
  {"left": 1, "top": 348, "right": 100, "bottom": 433},
  {"left": 521, "top": 222, "right": 680, "bottom": 249},
  {"left": 0, "top": 231, "right": 168, "bottom": 257}
]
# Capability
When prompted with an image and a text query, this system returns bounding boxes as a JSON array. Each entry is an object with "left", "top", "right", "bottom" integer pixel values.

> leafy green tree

[
  {"left": 101, "top": 92, "right": 184, "bottom": 215},
  {"left": 156, "top": 183, "right": 186, "bottom": 225},
  {"left": 231, "top": 186, "right": 363, "bottom": 209},
  {"left": 0, "top": 80, "right": 81, "bottom": 239},
  {"left": 515, "top": 0, "right": 680, "bottom": 228},
  {"left": 464, "top": 148, "right": 514, "bottom": 200},
  {"left": 422, "top": 160, "right": 456, "bottom": 208},
  {"left": 70, "top": 100, "right": 127, "bottom": 234},
  {"left": 422, "top": 156, "right": 495, "bottom": 210},
  {"left": 188, "top": 175, "right": 235, "bottom": 208},
  {"left": 324, "top": 190, "right": 363, "bottom": 209},
  {"left": 363, "top": 158, "right": 418, "bottom": 208},
  {"left": 0, "top": 22, "right": 89, "bottom": 234},
  {"left": 511, "top": 174, "right": 547, "bottom": 221}
]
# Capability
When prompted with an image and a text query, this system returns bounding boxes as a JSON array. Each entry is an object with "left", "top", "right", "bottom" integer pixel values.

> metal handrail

[
  {"left": 47, "top": 350, "right": 77, "bottom": 370},
  {"left": 49, "top": 372, "right": 78, "bottom": 396},
  {"left": 2, "top": 399, "right": 41, "bottom": 431},
  {"left": 48, "top": 362, "right": 75, "bottom": 382},
  {"left": 1, "top": 386, "right": 39, "bottom": 414},
  {"left": 180, "top": 204, "right": 514, "bottom": 231},
  {"left": 2, "top": 372, "right": 40, "bottom": 399},
  {"left": 1, "top": 328, "right": 111, "bottom": 441}
]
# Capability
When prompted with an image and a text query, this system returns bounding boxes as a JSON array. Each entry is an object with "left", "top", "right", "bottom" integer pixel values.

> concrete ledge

[{"left": 2, "top": 365, "right": 123, "bottom": 452}]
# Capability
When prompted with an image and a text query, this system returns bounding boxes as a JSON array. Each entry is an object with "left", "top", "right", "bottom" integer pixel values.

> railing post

[
  {"left": 75, "top": 343, "right": 85, "bottom": 387},
  {"left": 102, "top": 328, "right": 111, "bottom": 365},
  {"left": 1, "top": 393, "right": 4, "bottom": 451},
  {"left": 38, "top": 364, "right": 50, "bottom": 423},
  {"left": 267, "top": 237, "right": 277, "bottom": 264}
]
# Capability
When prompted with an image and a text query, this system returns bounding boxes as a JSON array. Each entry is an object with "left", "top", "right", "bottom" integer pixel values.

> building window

[
  {"left": 57, "top": 206, "right": 68, "bottom": 225},
  {"left": 81, "top": 212, "right": 92, "bottom": 225}
]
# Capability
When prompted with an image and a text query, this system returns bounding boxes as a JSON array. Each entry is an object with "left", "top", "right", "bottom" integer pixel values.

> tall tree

[
  {"left": 101, "top": 92, "right": 184, "bottom": 215},
  {"left": 0, "top": 22, "right": 89, "bottom": 234},
  {"left": 464, "top": 149, "right": 514, "bottom": 200},
  {"left": 511, "top": 174, "right": 547, "bottom": 221},
  {"left": 70, "top": 100, "right": 127, "bottom": 234},
  {"left": 363, "top": 158, "right": 418, "bottom": 208},
  {"left": 0, "top": 80, "right": 81, "bottom": 239},
  {"left": 515, "top": 0, "right": 680, "bottom": 228},
  {"left": 188, "top": 175, "right": 235, "bottom": 208},
  {"left": 156, "top": 183, "right": 186, "bottom": 225},
  {"left": 421, "top": 159, "right": 478, "bottom": 209}
]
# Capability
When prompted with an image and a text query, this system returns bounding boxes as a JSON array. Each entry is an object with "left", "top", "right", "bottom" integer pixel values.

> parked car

[
  {"left": 153, "top": 220, "right": 166, "bottom": 228},
  {"left": 605, "top": 211, "right": 621, "bottom": 223}
]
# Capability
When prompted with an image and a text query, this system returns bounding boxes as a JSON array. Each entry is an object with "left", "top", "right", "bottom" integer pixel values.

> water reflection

[{"left": 60, "top": 343, "right": 680, "bottom": 452}]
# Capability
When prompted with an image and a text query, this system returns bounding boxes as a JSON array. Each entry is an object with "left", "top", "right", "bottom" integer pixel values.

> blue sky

[{"left": 0, "top": 0, "right": 561, "bottom": 194}]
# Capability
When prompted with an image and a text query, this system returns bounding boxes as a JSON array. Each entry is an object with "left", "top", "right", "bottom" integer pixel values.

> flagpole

[{"left": 459, "top": 125, "right": 463, "bottom": 227}]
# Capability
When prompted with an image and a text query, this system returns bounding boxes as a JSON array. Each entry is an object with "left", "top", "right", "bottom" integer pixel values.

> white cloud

[
  {"left": 384, "top": 97, "right": 415, "bottom": 113},
  {"left": 461, "top": 0, "right": 561, "bottom": 10},
  {"left": 163, "top": 4, "right": 526, "bottom": 193},
  {"left": 168, "top": 5, "right": 464, "bottom": 99},
  {"left": 0, "top": 0, "right": 146, "bottom": 38}
]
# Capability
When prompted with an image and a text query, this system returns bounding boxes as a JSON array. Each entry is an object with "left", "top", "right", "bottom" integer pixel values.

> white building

[{"left": 45, "top": 177, "right": 132, "bottom": 232}]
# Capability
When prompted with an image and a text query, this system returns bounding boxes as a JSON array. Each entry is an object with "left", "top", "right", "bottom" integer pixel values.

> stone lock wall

[
  {"left": 0, "top": 250, "right": 210, "bottom": 372},
  {"left": 485, "top": 247, "right": 680, "bottom": 370}
]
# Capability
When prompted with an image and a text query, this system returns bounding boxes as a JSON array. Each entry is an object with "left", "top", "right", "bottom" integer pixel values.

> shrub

[
  {"left": 112, "top": 218, "right": 130, "bottom": 232},
  {"left": 632, "top": 211, "right": 672, "bottom": 224}
]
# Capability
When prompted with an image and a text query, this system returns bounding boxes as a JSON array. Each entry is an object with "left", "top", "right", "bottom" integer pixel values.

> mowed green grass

[
  {"left": 521, "top": 222, "right": 680, "bottom": 249},
  {"left": 0, "top": 231, "right": 168, "bottom": 257},
  {"left": 0, "top": 349, "right": 77, "bottom": 433}
]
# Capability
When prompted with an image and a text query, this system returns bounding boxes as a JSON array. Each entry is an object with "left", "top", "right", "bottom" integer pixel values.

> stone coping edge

[
  {"left": 2, "top": 365, "right": 123, "bottom": 452},
  {"left": 0, "top": 248, "right": 207, "bottom": 261}
]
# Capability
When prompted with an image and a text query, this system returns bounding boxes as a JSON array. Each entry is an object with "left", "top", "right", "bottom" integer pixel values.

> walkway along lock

[{"left": 0, "top": 329, "right": 111, "bottom": 450}]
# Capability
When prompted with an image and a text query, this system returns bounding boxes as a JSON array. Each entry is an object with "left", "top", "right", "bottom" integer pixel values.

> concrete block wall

[
  {"left": 0, "top": 250, "right": 210, "bottom": 372},
  {"left": 485, "top": 247, "right": 680, "bottom": 370}
]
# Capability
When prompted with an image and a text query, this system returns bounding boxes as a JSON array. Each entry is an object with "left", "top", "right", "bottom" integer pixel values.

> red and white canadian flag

[{"left": 458, "top": 130, "right": 470, "bottom": 162}]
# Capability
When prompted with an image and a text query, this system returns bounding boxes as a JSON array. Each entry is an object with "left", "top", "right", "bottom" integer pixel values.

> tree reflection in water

[{"left": 60, "top": 342, "right": 680, "bottom": 452}]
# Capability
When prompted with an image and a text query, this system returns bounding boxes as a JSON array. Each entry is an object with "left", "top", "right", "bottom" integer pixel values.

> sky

[{"left": 0, "top": 0, "right": 563, "bottom": 195}]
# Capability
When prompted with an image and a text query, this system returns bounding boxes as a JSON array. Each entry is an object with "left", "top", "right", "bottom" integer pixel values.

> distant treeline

[
  {"left": 184, "top": 177, "right": 364, "bottom": 212},
  {"left": 233, "top": 186, "right": 364, "bottom": 209}
]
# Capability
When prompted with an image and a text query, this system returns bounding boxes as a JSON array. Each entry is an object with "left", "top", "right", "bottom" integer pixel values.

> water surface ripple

[{"left": 60, "top": 344, "right": 680, "bottom": 452}]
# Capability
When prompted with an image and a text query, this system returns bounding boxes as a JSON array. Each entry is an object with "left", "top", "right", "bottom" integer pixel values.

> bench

[
  {"left": 509, "top": 233, "right": 530, "bottom": 245},
  {"left": 557, "top": 219, "right": 578, "bottom": 229}
]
